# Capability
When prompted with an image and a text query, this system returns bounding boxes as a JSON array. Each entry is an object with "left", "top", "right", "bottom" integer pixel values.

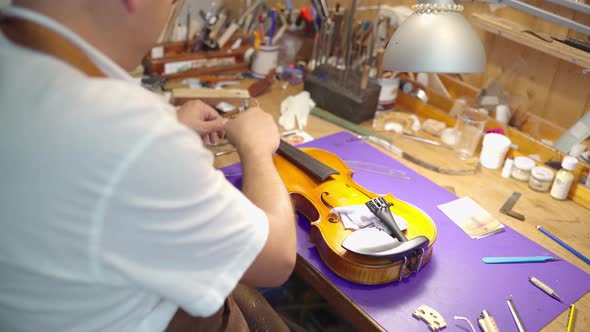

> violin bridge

[{"left": 413, "top": 305, "right": 447, "bottom": 331}]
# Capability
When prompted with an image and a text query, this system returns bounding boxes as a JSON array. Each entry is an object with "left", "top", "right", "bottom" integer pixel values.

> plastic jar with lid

[
  {"left": 511, "top": 156, "right": 536, "bottom": 181},
  {"left": 528, "top": 166, "right": 555, "bottom": 192}
]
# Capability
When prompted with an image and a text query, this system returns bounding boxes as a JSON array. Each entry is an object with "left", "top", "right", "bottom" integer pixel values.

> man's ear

[{"left": 122, "top": 0, "right": 139, "bottom": 13}]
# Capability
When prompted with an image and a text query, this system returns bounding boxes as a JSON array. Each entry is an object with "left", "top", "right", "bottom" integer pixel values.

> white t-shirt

[{"left": 0, "top": 6, "right": 269, "bottom": 332}]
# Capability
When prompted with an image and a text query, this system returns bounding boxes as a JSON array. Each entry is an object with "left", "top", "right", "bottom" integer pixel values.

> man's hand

[
  {"left": 224, "top": 108, "right": 280, "bottom": 158},
  {"left": 177, "top": 100, "right": 227, "bottom": 145}
]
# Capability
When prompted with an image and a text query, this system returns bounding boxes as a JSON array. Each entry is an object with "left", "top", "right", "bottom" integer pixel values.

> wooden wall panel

[
  {"left": 543, "top": 61, "right": 590, "bottom": 127},
  {"left": 463, "top": 2, "right": 589, "bottom": 129},
  {"left": 507, "top": 42, "right": 560, "bottom": 122}
]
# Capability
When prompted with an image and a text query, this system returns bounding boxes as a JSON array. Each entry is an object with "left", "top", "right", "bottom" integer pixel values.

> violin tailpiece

[
  {"left": 365, "top": 197, "right": 407, "bottom": 242},
  {"left": 365, "top": 197, "right": 391, "bottom": 213}
]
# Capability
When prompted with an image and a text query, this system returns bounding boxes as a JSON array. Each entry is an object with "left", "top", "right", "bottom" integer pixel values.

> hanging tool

[
  {"left": 331, "top": 6, "right": 344, "bottom": 64},
  {"left": 217, "top": 0, "right": 262, "bottom": 48},
  {"left": 368, "top": 5, "right": 380, "bottom": 72},
  {"left": 200, "top": 7, "right": 219, "bottom": 26},
  {"left": 375, "top": 47, "right": 385, "bottom": 79},
  {"left": 257, "top": 13, "right": 265, "bottom": 42},
  {"left": 207, "top": 9, "right": 228, "bottom": 45},
  {"left": 184, "top": 7, "right": 191, "bottom": 51},
  {"left": 269, "top": 7, "right": 276, "bottom": 45},
  {"left": 343, "top": 0, "right": 358, "bottom": 85},
  {"left": 253, "top": 30, "right": 262, "bottom": 51}
]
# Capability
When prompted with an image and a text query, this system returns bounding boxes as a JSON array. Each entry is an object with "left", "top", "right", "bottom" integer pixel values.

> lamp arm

[{"left": 474, "top": 0, "right": 590, "bottom": 35}]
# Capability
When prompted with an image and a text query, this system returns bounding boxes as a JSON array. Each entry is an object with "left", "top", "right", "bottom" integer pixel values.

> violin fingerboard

[{"left": 277, "top": 140, "right": 339, "bottom": 182}]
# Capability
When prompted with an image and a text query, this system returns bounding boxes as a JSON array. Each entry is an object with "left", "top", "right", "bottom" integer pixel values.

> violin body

[{"left": 274, "top": 147, "right": 437, "bottom": 285}]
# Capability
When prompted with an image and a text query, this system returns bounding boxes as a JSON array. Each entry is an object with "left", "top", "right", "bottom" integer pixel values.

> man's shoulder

[
  {"left": 1, "top": 43, "right": 170, "bottom": 115},
  {"left": 0, "top": 45, "right": 185, "bottom": 156}
]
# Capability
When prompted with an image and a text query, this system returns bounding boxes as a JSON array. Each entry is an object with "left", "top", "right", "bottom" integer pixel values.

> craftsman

[{"left": 0, "top": 1, "right": 295, "bottom": 331}]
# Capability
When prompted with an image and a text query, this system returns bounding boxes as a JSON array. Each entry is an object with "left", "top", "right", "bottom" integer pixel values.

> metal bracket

[{"left": 500, "top": 192, "right": 525, "bottom": 221}]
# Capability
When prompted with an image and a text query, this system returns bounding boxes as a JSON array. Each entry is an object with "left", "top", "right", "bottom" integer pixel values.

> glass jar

[
  {"left": 528, "top": 166, "right": 555, "bottom": 192},
  {"left": 511, "top": 156, "right": 535, "bottom": 182}
]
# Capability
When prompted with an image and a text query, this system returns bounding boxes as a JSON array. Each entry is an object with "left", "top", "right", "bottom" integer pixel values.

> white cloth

[
  {"left": 331, "top": 205, "right": 408, "bottom": 232},
  {"left": 278, "top": 91, "right": 315, "bottom": 130},
  {"left": 0, "top": 5, "right": 268, "bottom": 332}
]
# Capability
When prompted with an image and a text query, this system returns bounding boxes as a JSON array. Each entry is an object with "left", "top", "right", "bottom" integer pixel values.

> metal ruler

[{"left": 500, "top": 192, "right": 525, "bottom": 221}]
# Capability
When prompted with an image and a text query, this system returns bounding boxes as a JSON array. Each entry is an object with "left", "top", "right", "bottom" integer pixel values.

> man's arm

[{"left": 224, "top": 109, "right": 296, "bottom": 287}]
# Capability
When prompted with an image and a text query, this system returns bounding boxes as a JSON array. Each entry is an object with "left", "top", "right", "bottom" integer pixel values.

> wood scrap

[{"left": 248, "top": 69, "right": 275, "bottom": 97}]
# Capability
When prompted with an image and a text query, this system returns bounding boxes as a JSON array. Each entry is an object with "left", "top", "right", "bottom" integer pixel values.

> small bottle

[
  {"left": 495, "top": 104, "right": 511, "bottom": 125},
  {"left": 501, "top": 158, "right": 514, "bottom": 178},
  {"left": 550, "top": 156, "right": 579, "bottom": 200}
]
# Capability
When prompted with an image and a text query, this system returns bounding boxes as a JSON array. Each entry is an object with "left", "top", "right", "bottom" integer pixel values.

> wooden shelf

[
  {"left": 395, "top": 77, "right": 590, "bottom": 210},
  {"left": 472, "top": 13, "right": 590, "bottom": 69}
]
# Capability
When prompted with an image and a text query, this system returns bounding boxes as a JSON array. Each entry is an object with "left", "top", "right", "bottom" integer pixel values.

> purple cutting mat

[{"left": 222, "top": 131, "right": 590, "bottom": 331}]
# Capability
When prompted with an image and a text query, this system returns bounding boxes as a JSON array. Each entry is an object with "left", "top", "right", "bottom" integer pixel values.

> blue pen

[
  {"left": 537, "top": 225, "right": 590, "bottom": 265},
  {"left": 482, "top": 256, "right": 556, "bottom": 264},
  {"left": 269, "top": 8, "right": 276, "bottom": 46}
]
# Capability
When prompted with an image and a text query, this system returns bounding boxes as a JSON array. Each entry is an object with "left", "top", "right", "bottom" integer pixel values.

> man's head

[{"left": 13, "top": 0, "right": 176, "bottom": 70}]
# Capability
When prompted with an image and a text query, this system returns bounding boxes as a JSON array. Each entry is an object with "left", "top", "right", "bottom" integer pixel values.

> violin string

[
  {"left": 344, "top": 160, "right": 411, "bottom": 180},
  {"left": 213, "top": 129, "right": 302, "bottom": 158}
]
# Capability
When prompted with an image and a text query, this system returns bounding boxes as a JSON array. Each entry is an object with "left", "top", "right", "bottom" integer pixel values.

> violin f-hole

[{"left": 320, "top": 192, "right": 334, "bottom": 209}]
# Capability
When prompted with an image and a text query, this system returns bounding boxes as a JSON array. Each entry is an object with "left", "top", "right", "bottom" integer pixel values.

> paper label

[
  {"left": 438, "top": 197, "right": 504, "bottom": 239},
  {"left": 151, "top": 46, "right": 164, "bottom": 59}
]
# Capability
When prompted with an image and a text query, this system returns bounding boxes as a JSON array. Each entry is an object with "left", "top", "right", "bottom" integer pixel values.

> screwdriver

[{"left": 529, "top": 276, "right": 563, "bottom": 301}]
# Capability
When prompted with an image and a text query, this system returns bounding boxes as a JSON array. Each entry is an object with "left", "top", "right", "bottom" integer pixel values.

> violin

[{"left": 273, "top": 140, "right": 438, "bottom": 285}]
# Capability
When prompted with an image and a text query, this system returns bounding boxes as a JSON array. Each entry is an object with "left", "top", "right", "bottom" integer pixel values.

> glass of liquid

[{"left": 453, "top": 108, "right": 489, "bottom": 160}]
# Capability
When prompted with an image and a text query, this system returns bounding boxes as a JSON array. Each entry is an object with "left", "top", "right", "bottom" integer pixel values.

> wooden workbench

[{"left": 211, "top": 81, "right": 590, "bottom": 332}]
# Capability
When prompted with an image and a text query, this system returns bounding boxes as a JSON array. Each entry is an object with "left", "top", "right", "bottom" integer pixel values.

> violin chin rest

[{"left": 342, "top": 228, "right": 429, "bottom": 261}]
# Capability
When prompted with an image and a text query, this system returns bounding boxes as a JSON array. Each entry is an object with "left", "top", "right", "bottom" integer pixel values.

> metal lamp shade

[{"left": 383, "top": 11, "right": 486, "bottom": 73}]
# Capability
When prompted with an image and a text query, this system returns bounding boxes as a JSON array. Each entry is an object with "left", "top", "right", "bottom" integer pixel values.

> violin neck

[{"left": 277, "top": 140, "right": 339, "bottom": 182}]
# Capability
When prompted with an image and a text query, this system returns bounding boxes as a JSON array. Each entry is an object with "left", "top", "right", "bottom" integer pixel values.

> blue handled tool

[
  {"left": 482, "top": 256, "right": 555, "bottom": 264},
  {"left": 269, "top": 7, "right": 276, "bottom": 45},
  {"left": 537, "top": 225, "right": 590, "bottom": 265}
]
